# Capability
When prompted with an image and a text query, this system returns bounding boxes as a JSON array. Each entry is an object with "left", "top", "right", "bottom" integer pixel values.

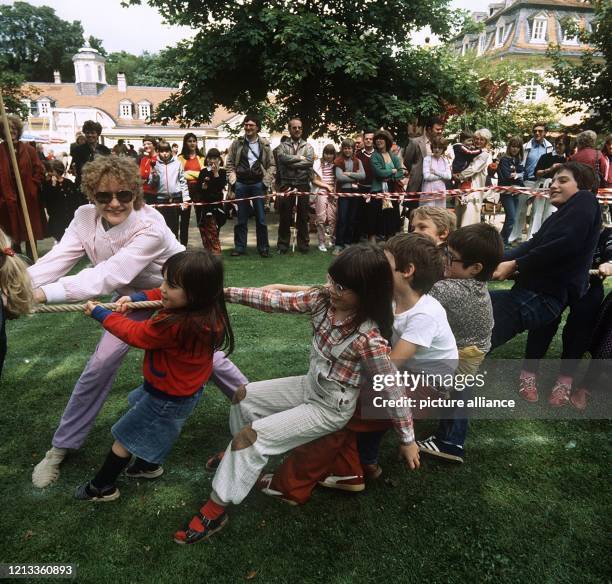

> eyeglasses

[
  {"left": 327, "top": 275, "right": 347, "bottom": 295},
  {"left": 93, "top": 190, "right": 134, "bottom": 205},
  {"left": 443, "top": 245, "right": 465, "bottom": 266}
]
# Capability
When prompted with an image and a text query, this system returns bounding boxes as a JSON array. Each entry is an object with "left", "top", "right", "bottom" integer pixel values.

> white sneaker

[
  {"left": 318, "top": 474, "right": 365, "bottom": 492},
  {"left": 32, "top": 447, "right": 67, "bottom": 488},
  {"left": 318, "top": 244, "right": 328, "bottom": 252}
]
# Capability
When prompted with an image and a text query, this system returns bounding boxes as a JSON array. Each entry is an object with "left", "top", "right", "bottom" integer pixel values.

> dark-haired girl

[
  {"left": 196, "top": 148, "right": 227, "bottom": 255},
  {"left": 497, "top": 136, "right": 525, "bottom": 245},
  {"left": 178, "top": 133, "right": 205, "bottom": 243},
  {"left": 75, "top": 250, "right": 234, "bottom": 501},
  {"left": 174, "top": 244, "right": 418, "bottom": 544}
]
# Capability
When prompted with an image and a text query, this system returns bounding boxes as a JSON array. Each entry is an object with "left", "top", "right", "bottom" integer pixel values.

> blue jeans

[
  {"left": 490, "top": 286, "right": 564, "bottom": 351},
  {"left": 234, "top": 181, "right": 269, "bottom": 252},
  {"left": 357, "top": 430, "right": 387, "bottom": 465},
  {"left": 500, "top": 193, "right": 517, "bottom": 244},
  {"left": 335, "top": 195, "right": 359, "bottom": 248}
]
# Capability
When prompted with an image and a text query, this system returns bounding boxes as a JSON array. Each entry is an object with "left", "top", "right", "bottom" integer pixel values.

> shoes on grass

[
  {"left": 548, "top": 380, "right": 571, "bottom": 407},
  {"left": 417, "top": 436, "right": 464, "bottom": 464},
  {"left": 318, "top": 474, "right": 365, "bottom": 492},
  {"left": 318, "top": 244, "right": 328, "bottom": 252},
  {"left": 125, "top": 464, "right": 164, "bottom": 479},
  {"left": 32, "top": 447, "right": 67, "bottom": 488},
  {"left": 174, "top": 511, "right": 228, "bottom": 545},
  {"left": 362, "top": 463, "right": 383, "bottom": 479},
  {"left": 257, "top": 473, "right": 299, "bottom": 506},
  {"left": 74, "top": 481, "right": 120, "bottom": 502},
  {"left": 518, "top": 376, "right": 538, "bottom": 403}
]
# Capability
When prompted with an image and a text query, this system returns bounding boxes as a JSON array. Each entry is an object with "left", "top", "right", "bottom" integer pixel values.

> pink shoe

[
  {"left": 548, "top": 380, "right": 571, "bottom": 407},
  {"left": 518, "top": 376, "right": 538, "bottom": 403}
]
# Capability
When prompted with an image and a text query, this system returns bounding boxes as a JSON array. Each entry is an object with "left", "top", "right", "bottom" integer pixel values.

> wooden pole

[{"left": 0, "top": 92, "right": 39, "bottom": 261}]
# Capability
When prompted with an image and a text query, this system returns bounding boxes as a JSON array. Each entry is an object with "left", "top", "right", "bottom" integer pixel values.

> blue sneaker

[{"left": 417, "top": 436, "right": 464, "bottom": 463}]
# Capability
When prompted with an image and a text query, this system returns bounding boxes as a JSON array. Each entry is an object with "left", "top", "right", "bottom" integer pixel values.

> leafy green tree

[
  {"left": 104, "top": 49, "right": 183, "bottom": 87},
  {"left": 125, "top": 0, "right": 480, "bottom": 140},
  {"left": 0, "top": 2, "right": 88, "bottom": 82},
  {"left": 546, "top": 0, "right": 611, "bottom": 131},
  {"left": 0, "top": 66, "right": 38, "bottom": 119}
]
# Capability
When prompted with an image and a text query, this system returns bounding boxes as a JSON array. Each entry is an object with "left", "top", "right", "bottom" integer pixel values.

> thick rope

[{"left": 32, "top": 300, "right": 163, "bottom": 314}]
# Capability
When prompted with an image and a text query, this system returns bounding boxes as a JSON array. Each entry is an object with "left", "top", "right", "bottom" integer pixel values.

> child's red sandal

[{"left": 174, "top": 511, "right": 228, "bottom": 545}]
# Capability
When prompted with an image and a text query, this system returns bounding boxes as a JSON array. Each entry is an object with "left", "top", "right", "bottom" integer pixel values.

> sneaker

[
  {"left": 417, "top": 436, "right": 464, "bottom": 463},
  {"left": 32, "top": 447, "right": 67, "bottom": 488},
  {"left": 259, "top": 250, "right": 270, "bottom": 258},
  {"left": 363, "top": 463, "right": 383, "bottom": 479},
  {"left": 518, "top": 376, "right": 538, "bottom": 403},
  {"left": 548, "top": 380, "right": 571, "bottom": 407},
  {"left": 74, "top": 481, "right": 120, "bottom": 502},
  {"left": 569, "top": 388, "right": 590, "bottom": 411},
  {"left": 174, "top": 511, "right": 228, "bottom": 545},
  {"left": 318, "top": 474, "right": 365, "bottom": 492},
  {"left": 125, "top": 464, "right": 164, "bottom": 479},
  {"left": 230, "top": 250, "right": 246, "bottom": 257},
  {"left": 205, "top": 451, "right": 225, "bottom": 472},
  {"left": 257, "top": 473, "right": 299, "bottom": 506},
  {"left": 318, "top": 244, "right": 328, "bottom": 252}
]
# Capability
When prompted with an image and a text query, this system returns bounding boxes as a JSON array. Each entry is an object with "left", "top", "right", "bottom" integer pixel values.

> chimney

[
  {"left": 53, "top": 70, "right": 61, "bottom": 84},
  {"left": 117, "top": 72, "right": 127, "bottom": 92}
]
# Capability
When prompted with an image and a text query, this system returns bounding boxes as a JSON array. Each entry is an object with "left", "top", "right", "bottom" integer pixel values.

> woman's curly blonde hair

[
  {"left": 0, "top": 230, "right": 33, "bottom": 318},
  {"left": 80, "top": 155, "right": 144, "bottom": 210}
]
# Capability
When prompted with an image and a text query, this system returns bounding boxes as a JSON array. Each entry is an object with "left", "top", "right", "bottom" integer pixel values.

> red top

[
  {"left": 140, "top": 154, "right": 158, "bottom": 195},
  {"left": 91, "top": 288, "right": 216, "bottom": 397},
  {"left": 183, "top": 156, "right": 202, "bottom": 183}
]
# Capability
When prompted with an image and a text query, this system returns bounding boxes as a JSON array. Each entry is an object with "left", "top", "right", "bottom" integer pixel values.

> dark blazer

[
  {"left": 403, "top": 135, "right": 428, "bottom": 195},
  {"left": 72, "top": 143, "right": 111, "bottom": 187}
]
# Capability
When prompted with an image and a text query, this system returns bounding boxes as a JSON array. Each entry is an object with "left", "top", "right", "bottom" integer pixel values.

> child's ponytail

[{"left": 0, "top": 230, "right": 34, "bottom": 319}]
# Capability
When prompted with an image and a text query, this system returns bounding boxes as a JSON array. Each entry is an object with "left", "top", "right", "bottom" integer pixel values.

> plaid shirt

[{"left": 225, "top": 287, "right": 414, "bottom": 443}]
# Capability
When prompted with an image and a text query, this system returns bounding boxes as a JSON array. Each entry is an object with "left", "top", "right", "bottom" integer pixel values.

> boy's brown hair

[
  {"left": 385, "top": 233, "right": 444, "bottom": 294},
  {"left": 411, "top": 207, "right": 456, "bottom": 236}
]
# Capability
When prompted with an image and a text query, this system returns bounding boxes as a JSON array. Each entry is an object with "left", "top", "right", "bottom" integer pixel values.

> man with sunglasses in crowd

[
  {"left": 508, "top": 122, "right": 553, "bottom": 244},
  {"left": 225, "top": 115, "right": 276, "bottom": 258}
]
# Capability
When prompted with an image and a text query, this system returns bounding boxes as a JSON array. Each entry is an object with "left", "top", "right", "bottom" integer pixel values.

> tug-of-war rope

[
  {"left": 149, "top": 184, "right": 612, "bottom": 208},
  {"left": 29, "top": 185, "right": 611, "bottom": 315}
]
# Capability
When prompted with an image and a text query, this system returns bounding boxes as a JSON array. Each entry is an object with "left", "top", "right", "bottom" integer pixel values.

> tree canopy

[
  {"left": 0, "top": 2, "right": 104, "bottom": 83},
  {"left": 546, "top": 0, "right": 611, "bottom": 132},
  {"left": 125, "top": 0, "right": 481, "bottom": 141}
]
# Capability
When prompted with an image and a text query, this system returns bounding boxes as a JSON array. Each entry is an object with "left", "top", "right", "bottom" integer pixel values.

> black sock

[
  {"left": 130, "top": 457, "right": 160, "bottom": 472},
  {"left": 91, "top": 449, "right": 131, "bottom": 489}
]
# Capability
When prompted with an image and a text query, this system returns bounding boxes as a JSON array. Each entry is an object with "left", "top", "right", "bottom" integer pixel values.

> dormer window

[
  {"left": 119, "top": 100, "right": 133, "bottom": 119},
  {"left": 530, "top": 15, "right": 548, "bottom": 43},
  {"left": 495, "top": 19, "right": 506, "bottom": 47},
  {"left": 38, "top": 99, "right": 51, "bottom": 115},
  {"left": 524, "top": 74, "right": 539, "bottom": 102},
  {"left": 478, "top": 32, "right": 487, "bottom": 54},
  {"left": 561, "top": 18, "right": 579, "bottom": 45},
  {"left": 138, "top": 102, "right": 151, "bottom": 120}
]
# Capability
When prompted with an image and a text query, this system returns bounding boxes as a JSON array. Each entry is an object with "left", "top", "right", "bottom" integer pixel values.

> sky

[{"left": 0, "top": 0, "right": 491, "bottom": 54}]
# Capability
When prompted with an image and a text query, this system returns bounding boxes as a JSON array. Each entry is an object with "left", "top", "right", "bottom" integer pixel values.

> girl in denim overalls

[{"left": 175, "top": 244, "right": 419, "bottom": 545}]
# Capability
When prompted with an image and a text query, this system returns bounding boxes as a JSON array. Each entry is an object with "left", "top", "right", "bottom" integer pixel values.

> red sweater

[{"left": 91, "top": 288, "right": 215, "bottom": 397}]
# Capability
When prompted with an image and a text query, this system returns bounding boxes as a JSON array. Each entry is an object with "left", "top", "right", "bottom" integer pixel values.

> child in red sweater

[{"left": 74, "top": 249, "right": 234, "bottom": 501}]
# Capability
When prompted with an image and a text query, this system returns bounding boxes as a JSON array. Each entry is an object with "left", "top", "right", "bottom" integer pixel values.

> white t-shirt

[{"left": 392, "top": 294, "right": 458, "bottom": 379}]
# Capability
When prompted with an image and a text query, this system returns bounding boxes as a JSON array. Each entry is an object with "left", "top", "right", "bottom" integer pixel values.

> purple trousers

[{"left": 52, "top": 309, "right": 247, "bottom": 450}]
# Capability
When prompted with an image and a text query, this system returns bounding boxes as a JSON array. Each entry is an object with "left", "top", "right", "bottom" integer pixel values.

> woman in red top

[
  {"left": 74, "top": 249, "right": 234, "bottom": 501},
  {"left": 0, "top": 114, "right": 46, "bottom": 257},
  {"left": 139, "top": 135, "right": 158, "bottom": 204},
  {"left": 570, "top": 130, "right": 609, "bottom": 187},
  {"left": 178, "top": 133, "right": 205, "bottom": 245}
]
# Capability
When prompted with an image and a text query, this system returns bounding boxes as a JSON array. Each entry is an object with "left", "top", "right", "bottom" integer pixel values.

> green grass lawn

[{"left": 1, "top": 249, "right": 610, "bottom": 584}]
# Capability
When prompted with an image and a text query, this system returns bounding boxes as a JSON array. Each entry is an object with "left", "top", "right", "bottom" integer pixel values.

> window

[
  {"left": 561, "top": 19, "right": 579, "bottom": 45},
  {"left": 119, "top": 101, "right": 132, "bottom": 118},
  {"left": 531, "top": 17, "right": 547, "bottom": 43},
  {"left": 478, "top": 32, "right": 487, "bottom": 54},
  {"left": 138, "top": 103, "right": 151, "bottom": 119},
  {"left": 98, "top": 65, "right": 103, "bottom": 82},
  {"left": 38, "top": 100, "right": 50, "bottom": 115},
  {"left": 26, "top": 100, "right": 38, "bottom": 116},
  {"left": 495, "top": 21, "right": 506, "bottom": 47},
  {"left": 524, "top": 74, "right": 539, "bottom": 102}
]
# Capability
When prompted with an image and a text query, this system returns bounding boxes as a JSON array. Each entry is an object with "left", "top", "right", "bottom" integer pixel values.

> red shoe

[
  {"left": 518, "top": 376, "right": 538, "bottom": 403},
  {"left": 174, "top": 510, "right": 228, "bottom": 545},
  {"left": 256, "top": 473, "right": 299, "bottom": 506},
  {"left": 205, "top": 451, "right": 225, "bottom": 471},
  {"left": 569, "top": 388, "right": 590, "bottom": 411},
  {"left": 548, "top": 380, "right": 571, "bottom": 407},
  {"left": 318, "top": 474, "right": 365, "bottom": 492}
]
